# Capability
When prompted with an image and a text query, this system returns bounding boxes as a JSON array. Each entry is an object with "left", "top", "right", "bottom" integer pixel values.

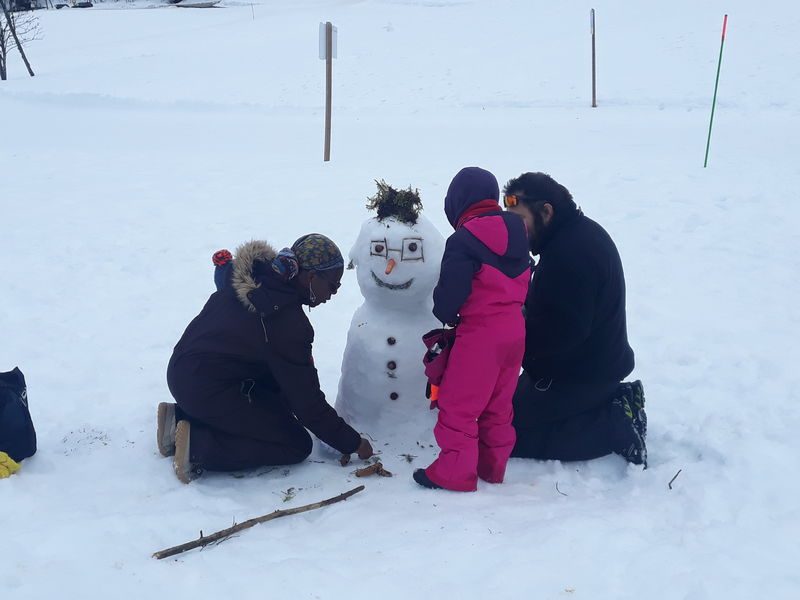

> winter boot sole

[
  {"left": 173, "top": 420, "right": 200, "bottom": 484},
  {"left": 413, "top": 468, "right": 443, "bottom": 490},
  {"left": 157, "top": 402, "right": 177, "bottom": 457}
]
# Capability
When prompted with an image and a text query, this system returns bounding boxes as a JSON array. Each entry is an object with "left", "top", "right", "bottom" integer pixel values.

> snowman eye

[
  {"left": 370, "top": 241, "right": 388, "bottom": 257},
  {"left": 401, "top": 238, "right": 424, "bottom": 261}
]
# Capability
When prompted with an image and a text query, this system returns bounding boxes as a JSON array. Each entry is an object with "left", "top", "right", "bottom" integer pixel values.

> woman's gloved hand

[
  {"left": 356, "top": 438, "right": 374, "bottom": 460},
  {"left": 0, "top": 452, "right": 21, "bottom": 478}
]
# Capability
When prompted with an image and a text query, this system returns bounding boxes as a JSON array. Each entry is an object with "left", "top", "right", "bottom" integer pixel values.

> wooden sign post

[
  {"left": 591, "top": 8, "right": 597, "bottom": 108},
  {"left": 319, "top": 22, "right": 338, "bottom": 161}
]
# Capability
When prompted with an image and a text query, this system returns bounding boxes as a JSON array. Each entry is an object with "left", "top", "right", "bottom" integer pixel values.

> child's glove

[
  {"left": 426, "top": 381, "right": 440, "bottom": 410},
  {"left": 0, "top": 452, "right": 21, "bottom": 478}
]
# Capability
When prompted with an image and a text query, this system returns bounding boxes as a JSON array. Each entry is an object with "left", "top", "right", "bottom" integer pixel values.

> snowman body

[{"left": 335, "top": 215, "right": 445, "bottom": 443}]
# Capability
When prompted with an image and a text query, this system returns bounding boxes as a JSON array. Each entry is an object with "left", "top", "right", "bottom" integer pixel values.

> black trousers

[
  {"left": 167, "top": 358, "right": 312, "bottom": 471},
  {"left": 511, "top": 372, "right": 621, "bottom": 461}
]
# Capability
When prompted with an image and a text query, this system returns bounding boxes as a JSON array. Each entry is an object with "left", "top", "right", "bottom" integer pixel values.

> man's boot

[
  {"left": 629, "top": 380, "right": 647, "bottom": 440},
  {"left": 610, "top": 394, "right": 647, "bottom": 468}
]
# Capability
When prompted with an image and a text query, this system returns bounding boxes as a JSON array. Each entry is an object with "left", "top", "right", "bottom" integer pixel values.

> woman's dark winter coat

[{"left": 167, "top": 241, "right": 361, "bottom": 458}]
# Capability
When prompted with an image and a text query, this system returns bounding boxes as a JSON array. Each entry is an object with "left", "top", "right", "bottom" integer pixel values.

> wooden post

[
  {"left": 324, "top": 21, "right": 333, "bottom": 162},
  {"left": 591, "top": 8, "right": 597, "bottom": 108}
]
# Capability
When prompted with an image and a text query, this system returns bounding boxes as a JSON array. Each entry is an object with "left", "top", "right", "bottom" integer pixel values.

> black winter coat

[
  {"left": 168, "top": 241, "right": 361, "bottom": 455},
  {"left": 523, "top": 210, "right": 635, "bottom": 383}
]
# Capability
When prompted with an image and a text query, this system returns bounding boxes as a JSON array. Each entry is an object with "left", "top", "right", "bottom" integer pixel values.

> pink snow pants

[{"left": 425, "top": 312, "right": 525, "bottom": 491}]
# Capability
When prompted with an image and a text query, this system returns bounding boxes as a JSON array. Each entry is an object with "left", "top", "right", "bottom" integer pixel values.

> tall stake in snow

[
  {"left": 591, "top": 8, "right": 597, "bottom": 108},
  {"left": 324, "top": 21, "right": 333, "bottom": 162},
  {"left": 704, "top": 14, "right": 728, "bottom": 168}
]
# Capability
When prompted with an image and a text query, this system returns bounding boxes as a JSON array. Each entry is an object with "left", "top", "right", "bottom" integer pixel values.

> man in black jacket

[
  {"left": 158, "top": 234, "right": 373, "bottom": 483},
  {"left": 504, "top": 173, "right": 647, "bottom": 466}
]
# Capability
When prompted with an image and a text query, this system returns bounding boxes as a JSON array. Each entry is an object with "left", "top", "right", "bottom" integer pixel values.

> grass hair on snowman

[{"left": 366, "top": 180, "right": 423, "bottom": 225}]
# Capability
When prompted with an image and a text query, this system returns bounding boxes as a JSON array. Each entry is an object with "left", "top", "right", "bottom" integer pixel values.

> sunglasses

[
  {"left": 316, "top": 271, "right": 342, "bottom": 293},
  {"left": 503, "top": 193, "right": 522, "bottom": 208}
]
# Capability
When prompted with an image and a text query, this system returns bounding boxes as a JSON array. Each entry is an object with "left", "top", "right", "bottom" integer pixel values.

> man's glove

[{"left": 0, "top": 452, "right": 21, "bottom": 478}]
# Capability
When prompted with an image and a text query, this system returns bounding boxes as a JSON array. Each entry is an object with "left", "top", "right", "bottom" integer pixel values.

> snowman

[{"left": 335, "top": 181, "right": 445, "bottom": 443}]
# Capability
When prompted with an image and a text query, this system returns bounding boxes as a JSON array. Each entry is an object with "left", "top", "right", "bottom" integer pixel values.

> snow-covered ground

[{"left": 2, "top": 1, "right": 799, "bottom": 598}]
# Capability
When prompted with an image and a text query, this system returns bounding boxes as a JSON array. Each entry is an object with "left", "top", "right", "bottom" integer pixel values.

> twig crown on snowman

[{"left": 366, "top": 180, "right": 423, "bottom": 225}]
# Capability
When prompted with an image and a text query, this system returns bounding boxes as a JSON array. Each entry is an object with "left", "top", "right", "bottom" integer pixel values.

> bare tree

[{"left": 0, "top": 0, "right": 40, "bottom": 81}]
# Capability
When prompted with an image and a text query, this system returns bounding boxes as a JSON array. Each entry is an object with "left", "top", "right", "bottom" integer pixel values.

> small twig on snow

[
  {"left": 355, "top": 461, "right": 393, "bottom": 478},
  {"left": 275, "top": 487, "right": 297, "bottom": 502},
  {"left": 555, "top": 482, "right": 568, "bottom": 497},
  {"left": 668, "top": 469, "right": 682, "bottom": 490}
]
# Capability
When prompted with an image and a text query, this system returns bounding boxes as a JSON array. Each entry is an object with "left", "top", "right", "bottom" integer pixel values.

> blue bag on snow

[{"left": 0, "top": 367, "right": 37, "bottom": 462}]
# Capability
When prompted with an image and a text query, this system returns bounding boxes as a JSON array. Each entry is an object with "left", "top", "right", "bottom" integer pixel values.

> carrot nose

[{"left": 385, "top": 258, "right": 396, "bottom": 275}]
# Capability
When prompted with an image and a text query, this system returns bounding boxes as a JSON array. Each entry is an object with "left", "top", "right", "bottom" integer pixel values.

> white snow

[{"left": 1, "top": 1, "right": 799, "bottom": 598}]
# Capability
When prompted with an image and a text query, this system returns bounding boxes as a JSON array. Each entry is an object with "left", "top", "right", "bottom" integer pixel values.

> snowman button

[
  {"left": 387, "top": 360, "right": 397, "bottom": 370},
  {"left": 387, "top": 337, "right": 396, "bottom": 345},
  {"left": 390, "top": 392, "right": 399, "bottom": 401}
]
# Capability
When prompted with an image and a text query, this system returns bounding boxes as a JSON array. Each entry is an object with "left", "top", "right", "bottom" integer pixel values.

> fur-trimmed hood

[{"left": 231, "top": 240, "right": 277, "bottom": 312}]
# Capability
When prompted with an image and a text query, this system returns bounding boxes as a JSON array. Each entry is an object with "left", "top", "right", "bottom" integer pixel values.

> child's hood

[{"left": 444, "top": 167, "right": 500, "bottom": 227}]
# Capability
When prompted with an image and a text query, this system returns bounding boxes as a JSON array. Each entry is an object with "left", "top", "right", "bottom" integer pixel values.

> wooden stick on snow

[
  {"left": 152, "top": 485, "right": 365, "bottom": 560},
  {"left": 355, "top": 462, "right": 392, "bottom": 478}
]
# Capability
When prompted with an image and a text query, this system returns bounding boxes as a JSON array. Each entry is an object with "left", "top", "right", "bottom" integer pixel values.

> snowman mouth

[{"left": 371, "top": 271, "right": 414, "bottom": 290}]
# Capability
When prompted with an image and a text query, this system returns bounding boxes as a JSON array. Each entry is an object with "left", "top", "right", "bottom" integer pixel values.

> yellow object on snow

[{"left": 0, "top": 452, "right": 21, "bottom": 478}]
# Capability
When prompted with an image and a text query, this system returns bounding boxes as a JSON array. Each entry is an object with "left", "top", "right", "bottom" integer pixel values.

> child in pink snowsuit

[{"left": 415, "top": 167, "right": 531, "bottom": 492}]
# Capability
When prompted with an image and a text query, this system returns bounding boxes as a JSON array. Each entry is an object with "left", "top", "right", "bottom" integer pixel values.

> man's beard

[{"left": 529, "top": 210, "right": 548, "bottom": 255}]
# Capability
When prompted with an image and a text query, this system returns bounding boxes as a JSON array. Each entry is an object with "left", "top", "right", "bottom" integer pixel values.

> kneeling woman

[{"left": 159, "top": 234, "right": 373, "bottom": 483}]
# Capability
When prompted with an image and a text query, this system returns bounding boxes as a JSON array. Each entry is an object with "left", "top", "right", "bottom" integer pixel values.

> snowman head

[{"left": 349, "top": 182, "right": 444, "bottom": 309}]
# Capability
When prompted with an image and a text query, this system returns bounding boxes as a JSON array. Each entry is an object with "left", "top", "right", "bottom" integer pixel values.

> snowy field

[{"left": 2, "top": 0, "right": 799, "bottom": 598}]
